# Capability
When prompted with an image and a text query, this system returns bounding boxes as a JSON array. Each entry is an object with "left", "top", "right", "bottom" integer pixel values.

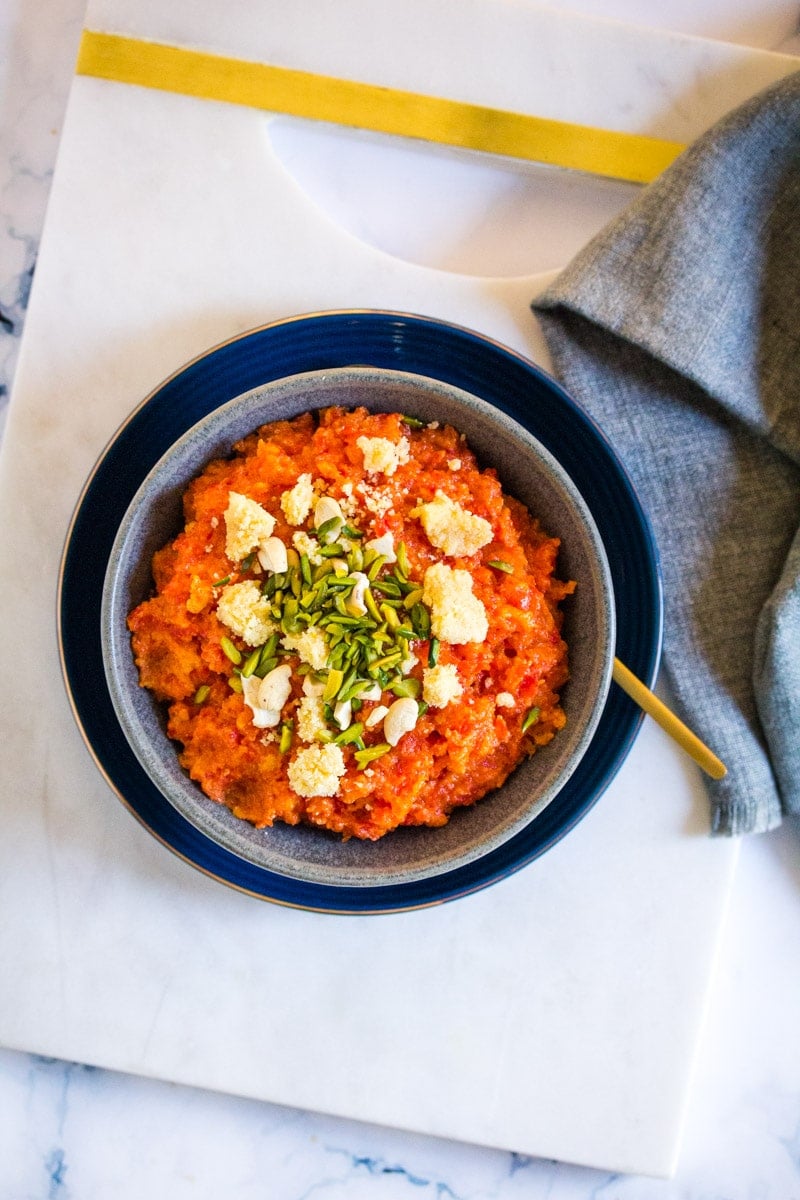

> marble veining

[{"left": 1, "top": 2, "right": 800, "bottom": 1198}]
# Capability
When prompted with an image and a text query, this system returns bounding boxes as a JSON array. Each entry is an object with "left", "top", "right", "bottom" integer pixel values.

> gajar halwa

[{"left": 127, "top": 407, "right": 575, "bottom": 840}]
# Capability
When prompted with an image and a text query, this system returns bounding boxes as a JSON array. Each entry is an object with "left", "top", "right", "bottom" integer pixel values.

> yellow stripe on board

[{"left": 76, "top": 29, "right": 685, "bottom": 184}]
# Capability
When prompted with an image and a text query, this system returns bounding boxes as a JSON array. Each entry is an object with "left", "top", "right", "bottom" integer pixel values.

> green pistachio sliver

[
  {"left": 401, "top": 413, "right": 425, "bottom": 429},
  {"left": 328, "top": 643, "right": 346, "bottom": 668},
  {"left": 389, "top": 677, "right": 421, "bottom": 699},
  {"left": 261, "top": 632, "right": 280, "bottom": 660},
  {"left": 299, "top": 553, "right": 312, "bottom": 585},
  {"left": 394, "top": 625, "right": 416, "bottom": 641},
  {"left": 370, "top": 650, "right": 403, "bottom": 673},
  {"left": 289, "top": 570, "right": 302, "bottom": 599},
  {"left": 285, "top": 547, "right": 300, "bottom": 571},
  {"left": 323, "top": 668, "right": 344, "bottom": 703},
  {"left": 339, "top": 675, "right": 371, "bottom": 703},
  {"left": 228, "top": 674, "right": 243, "bottom": 693},
  {"left": 522, "top": 706, "right": 541, "bottom": 733},
  {"left": 428, "top": 637, "right": 440, "bottom": 667},
  {"left": 220, "top": 636, "right": 243, "bottom": 666},
  {"left": 370, "top": 577, "right": 401, "bottom": 598},
  {"left": 417, "top": 700, "right": 429, "bottom": 717},
  {"left": 254, "top": 655, "right": 278, "bottom": 678},
  {"left": 488, "top": 559, "right": 514, "bottom": 574},
  {"left": 240, "top": 552, "right": 256, "bottom": 572},
  {"left": 410, "top": 604, "right": 431, "bottom": 639},
  {"left": 313, "top": 560, "right": 335, "bottom": 582},
  {"left": 341, "top": 523, "right": 363, "bottom": 539},
  {"left": 347, "top": 547, "right": 364, "bottom": 573},
  {"left": 334, "top": 722, "right": 365, "bottom": 746},
  {"left": 367, "top": 554, "right": 388, "bottom": 580},
  {"left": 316, "top": 515, "right": 343, "bottom": 543},
  {"left": 278, "top": 721, "right": 293, "bottom": 755},
  {"left": 318, "top": 542, "right": 346, "bottom": 559},
  {"left": 403, "top": 587, "right": 424, "bottom": 610},
  {"left": 380, "top": 603, "right": 400, "bottom": 630},
  {"left": 364, "top": 587, "right": 383, "bottom": 623},
  {"left": 193, "top": 684, "right": 211, "bottom": 705},
  {"left": 354, "top": 743, "right": 392, "bottom": 769},
  {"left": 241, "top": 647, "right": 261, "bottom": 678},
  {"left": 396, "top": 541, "right": 411, "bottom": 579},
  {"left": 212, "top": 575, "right": 231, "bottom": 588}
]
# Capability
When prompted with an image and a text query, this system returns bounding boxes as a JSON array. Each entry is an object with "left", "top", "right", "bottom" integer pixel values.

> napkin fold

[{"left": 533, "top": 72, "right": 800, "bottom": 835}]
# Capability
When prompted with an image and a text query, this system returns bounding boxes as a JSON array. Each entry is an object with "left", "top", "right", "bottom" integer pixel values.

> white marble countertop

[{"left": 2, "top": 2, "right": 799, "bottom": 1196}]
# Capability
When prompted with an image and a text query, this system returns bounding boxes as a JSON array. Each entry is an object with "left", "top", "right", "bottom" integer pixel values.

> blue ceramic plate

[{"left": 59, "top": 311, "right": 662, "bottom": 913}]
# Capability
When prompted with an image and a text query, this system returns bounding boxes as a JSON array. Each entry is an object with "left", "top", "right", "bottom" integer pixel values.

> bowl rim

[{"left": 100, "top": 363, "right": 616, "bottom": 886}]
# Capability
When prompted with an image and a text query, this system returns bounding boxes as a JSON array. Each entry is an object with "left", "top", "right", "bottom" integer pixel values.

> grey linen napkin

[{"left": 533, "top": 72, "right": 800, "bottom": 835}]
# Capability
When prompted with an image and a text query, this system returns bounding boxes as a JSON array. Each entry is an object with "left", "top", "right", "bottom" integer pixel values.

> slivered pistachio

[
  {"left": 289, "top": 570, "right": 302, "bottom": 598},
  {"left": 394, "top": 626, "right": 416, "bottom": 641},
  {"left": 228, "top": 674, "right": 243, "bottom": 693},
  {"left": 417, "top": 700, "right": 429, "bottom": 717},
  {"left": 396, "top": 541, "right": 411, "bottom": 578},
  {"left": 354, "top": 743, "right": 392, "bottom": 769},
  {"left": 316, "top": 515, "right": 343, "bottom": 543},
  {"left": 488, "top": 559, "right": 514, "bottom": 574},
  {"left": 278, "top": 720, "right": 293, "bottom": 755},
  {"left": 367, "top": 553, "right": 387, "bottom": 580},
  {"left": 428, "top": 637, "right": 440, "bottom": 667},
  {"left": 364, "top": 587, "right": 383, "bottom": 623},
  {"left": 313, "top": 560, "right": 334, "bottom": 582},
  {"left": 347, "top": 546, "right": 364, "bottom": 573},
  {"left": 212, "top": 575, "right": 231, "bottom": 588},
  {"left": 255, "top": 655, "right": 279, "bottom": 678},
  {"left": 370, "top": 650, "right": 403, "bottom": 673},
  {"left": 193, "top": 684, "right": 211, "bottom": 704},
  {"left": 410, "top": 603, "right": 430, "bottom": 638},
  {"left": 241, "top": 648, "right": 261, "bottom": 678},
  {"left": 403, "top": 587, "right": 424, "bottom": 610},
  {"left": 401, "top": 414, "right": 424, "bottom": 428},
  {"left": 341, "top": 524, "right": 363, "bottom": 539},
  {"left": 323, "top": 668, "right": 344, "bottom": 703},
  {"left": 318, "top": 541, "right": 345, "bottom": 558},
  {"left": 380, "top": 603, "right": 400, "bottom": 629},
  {"left": 286, "top": 547, "right": 301, "bottom": 570},
  {"left": 220, "top": 636, "right": 242, "bottom": 666},
  {"left": 370, "top": 577, "right": 401, "bottom": 598},
  {"left": 522, "top": 706, "right": 541, "bottom": 733},
  {"left": 240, "top": 552, "right": 256, "bottom": 572},
  {"left": 389, "top": 677, "right": 421, "bottom": 699},
  {"left": 334, "top": 722, "right": 364, "bottom": 746},
  {"left": 261, "top": 633, "right": 279, "bottom": 661},
  {"left": 299, "top": 553, "right": 312, "bottom": 585}
]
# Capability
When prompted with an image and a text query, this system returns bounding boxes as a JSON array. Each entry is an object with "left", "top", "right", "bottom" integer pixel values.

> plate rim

[{"left": 57, "top": 308, "right": 663, "bottom": 914}]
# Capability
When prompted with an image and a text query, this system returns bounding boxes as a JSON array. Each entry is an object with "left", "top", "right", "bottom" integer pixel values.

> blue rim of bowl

[{"left": 58, "top": 310, "right": 663, "bottom": 914}]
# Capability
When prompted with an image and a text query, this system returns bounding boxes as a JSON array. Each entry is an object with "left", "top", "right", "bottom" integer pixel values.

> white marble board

[{"left": 5, "top": 0, "right": 795, "bottom": 1177}]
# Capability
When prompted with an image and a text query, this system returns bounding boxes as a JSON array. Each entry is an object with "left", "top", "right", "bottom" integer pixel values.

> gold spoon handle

[{"left": 612, "top": 657, "right": 727, "bottom": 780}]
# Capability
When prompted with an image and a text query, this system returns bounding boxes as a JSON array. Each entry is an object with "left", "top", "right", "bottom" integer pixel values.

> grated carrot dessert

[{"left": 127, "top": 407, "right": 575, "bottom": 840}]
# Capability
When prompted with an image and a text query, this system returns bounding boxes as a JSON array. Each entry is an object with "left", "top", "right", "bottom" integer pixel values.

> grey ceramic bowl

[{"left": 102, "top": 367, "right": 615, "bottom": 887}]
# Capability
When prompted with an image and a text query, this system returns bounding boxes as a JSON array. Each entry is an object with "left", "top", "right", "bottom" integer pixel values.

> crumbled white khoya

[
  {"left": 356, "top": 434, "right": 410, "bottom": 477},
  {"left": 411, "top": 490, "right": 492, "bottom": 558},
  {"left": 422, "top": 563, "right": 488, "bottom": 645},
  {"left": 216, "top": 581, "right": 276, "bottom": 646},
  {"left": 224, "top": 492, "right": 275, "bottom": 562}
]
